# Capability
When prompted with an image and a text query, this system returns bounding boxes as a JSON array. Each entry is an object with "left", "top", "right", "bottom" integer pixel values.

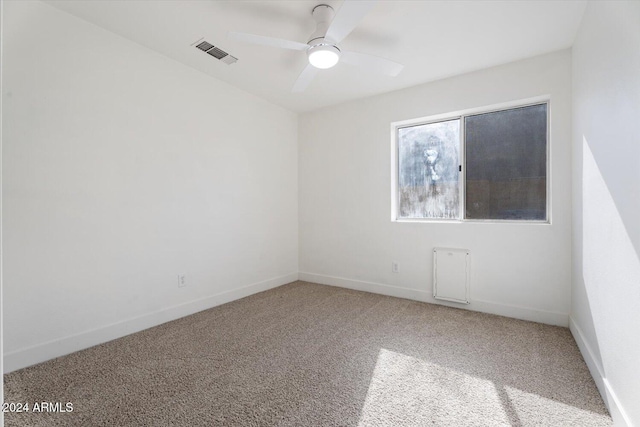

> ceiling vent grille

[{"left": 194, "top": 39, "right": 238, "bottom": 65}]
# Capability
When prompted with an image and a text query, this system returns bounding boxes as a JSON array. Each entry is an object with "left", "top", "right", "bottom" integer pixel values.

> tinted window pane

[
  {"left": 398, "top": 119, "right": 460, "bottom": 219},
  {"left": 465, "top": 104, "right": 547, "bottom": 220}
]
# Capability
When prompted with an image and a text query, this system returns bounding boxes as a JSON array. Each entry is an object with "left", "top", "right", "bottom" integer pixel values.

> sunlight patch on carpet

[{"left": 357, "top": 348, "right": 510, "bottom": 426}]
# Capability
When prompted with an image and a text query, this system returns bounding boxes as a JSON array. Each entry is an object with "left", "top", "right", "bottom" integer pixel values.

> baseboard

[
  {"left": 298, "top": 272, "right": 569, "bottom": 327},
  {"left": 568, "top": 316, "right": 607, "bottom": 403},
  {"left": 4, "top": 272, "right": 298, "bottom": 374},
  {"left": 569, "top": 316, "right": 632, "bottom": 427}
]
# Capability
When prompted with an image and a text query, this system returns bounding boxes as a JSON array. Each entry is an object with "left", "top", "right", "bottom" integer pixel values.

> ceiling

[{"left": 45, "top": 0, "right": 587, "bottom": 113}]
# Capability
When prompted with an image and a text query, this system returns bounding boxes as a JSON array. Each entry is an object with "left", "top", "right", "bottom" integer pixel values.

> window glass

[
  {"left": 397, "top": 119, "right": 460, "bottom": 219},
  {"left": 464, "top": 104, "right": 547, "bottom": 220}
]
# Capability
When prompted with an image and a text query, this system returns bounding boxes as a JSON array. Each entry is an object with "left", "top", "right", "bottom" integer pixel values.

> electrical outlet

[
  {"left": 392, "top": 261, "right": 399, "bottom": 273},
  {"left": 178, "top": 274, "right": 187, "bottom": 288}
]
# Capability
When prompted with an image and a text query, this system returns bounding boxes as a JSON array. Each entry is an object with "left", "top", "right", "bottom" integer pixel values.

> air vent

[
  {"left": 206, "top": 46, "right": 227, "bottom": 59},
  {"left": 220, "top": 55, "right": 238, "bottom": 65},
  {"left": 196, "top": 41, "right": 214, "bottom": 52},
  {"left": 193, "top": 39, "right": 238, "bottom": 65}
]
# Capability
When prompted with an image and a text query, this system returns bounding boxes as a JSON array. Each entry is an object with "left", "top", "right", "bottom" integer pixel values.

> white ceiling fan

[{"left": 228, "top": 1, "right": 404, "bottom": 92}]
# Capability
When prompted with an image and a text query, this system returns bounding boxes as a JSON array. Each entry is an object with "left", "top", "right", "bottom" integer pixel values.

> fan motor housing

[{"left": 308, "top": 4, "right": 335, "bottom": 45}]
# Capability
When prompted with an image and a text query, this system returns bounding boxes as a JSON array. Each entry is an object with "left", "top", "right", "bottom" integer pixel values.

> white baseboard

[
  {"left": 4, "top": 272, "right": 298, "bottom": 374},
  {"left": 569, "top": 316, "right": 632, "bottom": 427},
  {"left": 298, "top": 272, "right": 569, "bottom": 327},
  {"left": 568, "top": 317, "right": 607, "bottom": 405}
]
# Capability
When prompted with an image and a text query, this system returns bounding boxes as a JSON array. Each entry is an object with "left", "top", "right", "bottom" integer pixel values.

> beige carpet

[{"left": 4, "top": 281, "right": 611, "bottom": 426}]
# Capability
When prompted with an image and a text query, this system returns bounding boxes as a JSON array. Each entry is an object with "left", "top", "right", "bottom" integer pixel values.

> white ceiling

[{"left": 45, "top": 0, "right": 587, "bottom": 113}]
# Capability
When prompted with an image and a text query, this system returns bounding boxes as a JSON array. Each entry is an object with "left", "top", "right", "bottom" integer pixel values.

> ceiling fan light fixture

[{"left": 307, "top": 44, "right": 340, "bottom": 69}]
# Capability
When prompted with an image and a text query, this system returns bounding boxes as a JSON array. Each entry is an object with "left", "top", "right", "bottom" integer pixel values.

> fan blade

[
  {"left": 341, "top": 51, "right": 404, "bottom": 77},
  {"left": 228, "top": 31, "right": 309, "bottom": 51},
  {"left": 292, "top": 64, "right": 318, "bottom": 92},
  {"left": 324, "top": 0, "right": 377, "bottom": 44}
]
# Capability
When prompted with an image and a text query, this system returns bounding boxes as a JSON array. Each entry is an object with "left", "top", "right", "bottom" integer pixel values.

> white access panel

[{"left": 433, "top": 248, "right": 470, "bottom": 304}]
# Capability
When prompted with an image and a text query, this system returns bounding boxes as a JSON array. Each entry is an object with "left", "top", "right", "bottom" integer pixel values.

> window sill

[{"left": 393, "top": 218, "right": 551, "bottom": 225}]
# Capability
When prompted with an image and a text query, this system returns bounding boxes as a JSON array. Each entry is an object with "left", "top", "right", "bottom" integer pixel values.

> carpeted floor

[{"left": 4, "top": 281, "right": 611, "bottom": 426}]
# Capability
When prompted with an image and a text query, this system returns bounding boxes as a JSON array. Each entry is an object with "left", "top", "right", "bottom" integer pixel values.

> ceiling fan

[{"left": 228, "top": 1, "right": 404, "bottom": 92}]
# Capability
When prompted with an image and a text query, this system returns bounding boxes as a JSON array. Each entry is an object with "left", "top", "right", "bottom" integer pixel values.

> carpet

[{"left": 3, "top": 281, "right": 611, "bottom": 426}]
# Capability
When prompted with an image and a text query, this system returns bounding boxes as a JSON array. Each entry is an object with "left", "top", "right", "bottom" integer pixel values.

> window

[
  {"left": 397, "top": 119, "right": 461, "bottom": 219},
  {"left": 392, "top": 102, "right": 548, "bottom": 222}
]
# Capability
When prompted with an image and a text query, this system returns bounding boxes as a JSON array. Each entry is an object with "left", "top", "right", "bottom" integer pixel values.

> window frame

[{"left": 391, "top": 96, "right": 551, "bottom": 224}]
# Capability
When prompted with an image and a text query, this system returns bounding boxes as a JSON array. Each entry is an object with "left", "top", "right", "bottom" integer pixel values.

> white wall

[
  {"left": 299, "top": 50, "right": 573, "bottom": 326},
  {"left": 2, "top": 1, "right": 298, "bottom": 372},
  {"left": 571, "top": 1, "right": 640, "bottom": 426}
]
